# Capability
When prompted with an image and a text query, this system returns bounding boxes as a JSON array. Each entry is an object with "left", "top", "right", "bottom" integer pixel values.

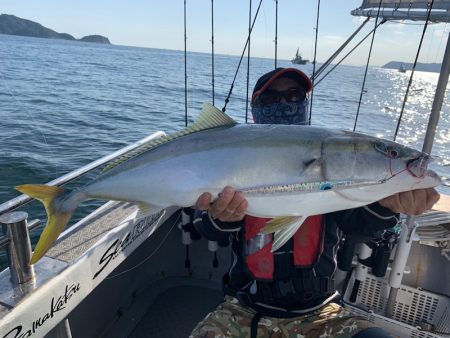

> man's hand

[
  {"left": 196, "top": 186, "right": 248, "bottom": 222},
  {"left": 378, "top": 188, "right": 440, "bottom": 215}
]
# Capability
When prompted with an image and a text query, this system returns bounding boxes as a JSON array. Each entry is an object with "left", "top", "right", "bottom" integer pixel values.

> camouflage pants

[{"left": 190, "top": 296, "right": 378, "bottom": 338}]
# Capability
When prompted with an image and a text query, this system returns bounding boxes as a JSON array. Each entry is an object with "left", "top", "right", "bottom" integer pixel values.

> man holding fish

[
  {"left": 17, "top": 66, "right": 440, "bottom": 336},
  {"left": 190, "top": 68, "right": 440, "bottom": 338}
]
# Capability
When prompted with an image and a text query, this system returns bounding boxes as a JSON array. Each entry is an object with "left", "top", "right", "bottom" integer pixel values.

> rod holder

[{"left": 0, "top": 211, "right": 35, "bottom": 284}]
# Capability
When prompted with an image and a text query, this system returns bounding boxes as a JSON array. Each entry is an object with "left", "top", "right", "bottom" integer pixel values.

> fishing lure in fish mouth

[
  {"left": 407, "top": 156, "right": 431, "bottom": 178},
  {"left": 16, "top": 103, "right": 441, "bottom": 263}
]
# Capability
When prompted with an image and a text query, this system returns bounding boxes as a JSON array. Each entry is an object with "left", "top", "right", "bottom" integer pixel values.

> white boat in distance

[{"left": 291, "top": 48, "right": 309, "bottom": 64}]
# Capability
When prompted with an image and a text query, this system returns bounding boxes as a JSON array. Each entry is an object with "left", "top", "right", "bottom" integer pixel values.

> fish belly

[{"left": 245, "top": 190, "right": 368, "bottom": 217}]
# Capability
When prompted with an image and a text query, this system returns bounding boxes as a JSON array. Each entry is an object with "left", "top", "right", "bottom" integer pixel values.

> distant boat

[
  {"left": 291, "top": 48, "right": 309, "bottom": 65},
  {"left": 398, "top": 64, "right": 406, "bottom": 73}
]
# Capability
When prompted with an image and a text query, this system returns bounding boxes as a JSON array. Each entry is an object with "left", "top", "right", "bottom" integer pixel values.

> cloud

[
  {"left": 322, "top": 35, "right": 346, "bottom": 43},
  {"left": 322, "top": 35, "right": 345, "bottom": 42}
]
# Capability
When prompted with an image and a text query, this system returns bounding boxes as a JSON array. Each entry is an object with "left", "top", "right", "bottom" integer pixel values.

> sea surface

[{"left": 1, "top": 34, "right": 450, "bottom": 267}]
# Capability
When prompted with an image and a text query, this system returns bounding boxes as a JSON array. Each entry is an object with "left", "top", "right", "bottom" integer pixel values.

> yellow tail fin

[
  {"left": 16, "top": 184, "right": 74, "bottom": 264},
  {"left": 259, "top": 216, "right": 303, "bottom": 234}
]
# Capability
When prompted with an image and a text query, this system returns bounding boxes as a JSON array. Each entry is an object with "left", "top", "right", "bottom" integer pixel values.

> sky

[{"left": 1, "top": 0, "right": 450, "bottom": 66}]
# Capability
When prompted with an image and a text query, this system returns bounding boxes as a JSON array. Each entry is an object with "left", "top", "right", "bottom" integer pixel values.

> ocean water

[{"left": 1, "top": 34, "right": 450, "bottom": 267}]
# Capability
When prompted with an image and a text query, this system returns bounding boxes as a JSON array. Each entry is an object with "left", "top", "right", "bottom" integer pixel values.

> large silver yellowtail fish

[{"left": 17, "top": 103, "right": 440, "bottom": 264}]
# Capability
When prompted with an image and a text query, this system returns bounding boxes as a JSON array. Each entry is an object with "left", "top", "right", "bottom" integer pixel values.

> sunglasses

[{"left": 258, "top": 88, "right": 307, "bottom": 105}]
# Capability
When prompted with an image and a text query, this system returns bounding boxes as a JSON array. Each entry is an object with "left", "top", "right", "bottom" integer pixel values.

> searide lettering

[
  {"left": 2, "top": 283, "right": 80, "bottom": 338},
  {"left": 93, "top": 210, "right": 165, "bottom": 279}
]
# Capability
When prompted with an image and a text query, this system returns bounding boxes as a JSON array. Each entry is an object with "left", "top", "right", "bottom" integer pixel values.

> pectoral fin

[
  {"left": 271, "top": 216, "right": 307, "bottom": 252},
  {"left": 301, "top": 158, "right": 323, "bottom": 176},
  {"left": 259, "top": 216, "right": 303, "bottom": 234}
]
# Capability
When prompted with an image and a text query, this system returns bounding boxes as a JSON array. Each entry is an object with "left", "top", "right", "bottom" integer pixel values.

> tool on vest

[{"left": 370, "top": 229, "right": 399, "bottom": 277}]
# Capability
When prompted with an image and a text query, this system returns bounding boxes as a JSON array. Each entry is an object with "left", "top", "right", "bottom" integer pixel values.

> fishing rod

[
  {"left": 309, "top": 0, "right": 321, "bottom": 124},
  {"left": 184, "top": 0, "right": 188, "bottom": 127},
  {"left": 245, "top": 0, "right": 253, "bottom": 123},
  {"left": 222, "top": 0, "right": 264, "bottom": 113},
  {"left": 394, "top": 0, "right": 435, "bottom": 141},
  {"left": 353, "top": 0, "right": 383, "bottom": 132}
]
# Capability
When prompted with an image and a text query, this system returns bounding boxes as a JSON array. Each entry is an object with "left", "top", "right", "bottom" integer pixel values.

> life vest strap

[{"left": 223, "top": 274, "right": 335, "bottom": 317}]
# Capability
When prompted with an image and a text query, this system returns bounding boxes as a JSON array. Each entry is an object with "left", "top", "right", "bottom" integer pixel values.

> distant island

[
  {"left": 382, "top": 61, "right": 440, "bottom": 73},
  {"left": 0, "top": 14, "right": 111, "bottom": 44}
]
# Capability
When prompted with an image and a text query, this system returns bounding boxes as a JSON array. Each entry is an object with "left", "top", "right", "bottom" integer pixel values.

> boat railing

[{"left": 0, "top": 131, "right": 166, "bottom": 285}]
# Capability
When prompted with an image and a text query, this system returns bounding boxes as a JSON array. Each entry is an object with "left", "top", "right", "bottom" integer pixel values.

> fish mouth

[
  {"left": 387, "top": 155, "right": 440, "bottom": 187},
  {"left": 424, "top": 169, "right": 441, "bottom": 185},
  {"left": 407, "top": 155, "right": 431, "bottom": 178}
]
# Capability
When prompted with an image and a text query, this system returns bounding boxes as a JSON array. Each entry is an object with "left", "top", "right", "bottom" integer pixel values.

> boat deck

[
  {"left": 2, "top": 193, "right": 449, "bottom": 338},
  {"left": 46, "top": 201, "right": 135, "bottom": 263},
  {"left": 129, "top": 286, "right": 222, "bottom": 338}
]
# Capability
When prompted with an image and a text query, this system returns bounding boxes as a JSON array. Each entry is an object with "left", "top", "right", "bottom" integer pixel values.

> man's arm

[
  {"left": 337, "top": 188, "right": 440, "bottom": 239},
  {"left": 378, "top": 188, "right": 439, "bottom": 215},
  {"left": 192, "top": 186, "right": 247, "bottom": 242},
  {"left": 196, "top": 186, "right": 248, "bottom": 222}
]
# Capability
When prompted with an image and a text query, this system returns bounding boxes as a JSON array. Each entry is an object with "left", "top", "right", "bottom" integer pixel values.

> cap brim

[{"left": 252, "top": 68, "right": 312, "bottom": 104}]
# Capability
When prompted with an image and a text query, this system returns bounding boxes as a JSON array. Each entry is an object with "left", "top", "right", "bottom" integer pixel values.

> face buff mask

[{"left": 251, "top": 101, "right": 309, "bottom": 125}]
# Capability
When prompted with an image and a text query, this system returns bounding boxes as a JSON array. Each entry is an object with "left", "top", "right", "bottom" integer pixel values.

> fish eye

[
  {"left": 387, "top": 147, "right": 399, "bottom": 158},
  {"left": 375, "top": 142, "right": 401, "bottom": 159}
]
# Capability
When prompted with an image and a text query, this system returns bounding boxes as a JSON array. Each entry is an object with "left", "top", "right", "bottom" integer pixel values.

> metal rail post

[
  {"left": 386, "top": 31, "right": 450, "bottom": 318},
  {"left": 55, "top": 319, "right": 73, "bottom": 338},
  {"left": 0, "top": 211, "right": 35, "bottom": 284}
]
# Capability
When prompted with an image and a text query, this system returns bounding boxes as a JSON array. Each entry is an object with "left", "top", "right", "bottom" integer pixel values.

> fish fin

[
  {"left": 259, "top": 216, "right": 302, "bottom": 234},
  {"left": 15, "top": 184, "right": 78, "bottom": 264},
  {"left": 100, "top": 102, "right": 237, "bottom": 175},
  {"left": 196, "top": 102, "right": 237, "bottom": 128},
  {"left": 271, "top": 216, "right": 307, "bottom": 252},
  {"left": 301, "top": 158, "right": 323, "bottom": 176}
]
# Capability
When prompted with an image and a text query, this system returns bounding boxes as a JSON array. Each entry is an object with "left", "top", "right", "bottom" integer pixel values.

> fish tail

[{"left": 15, "top": 184, "right": 79, "bottom": 264}]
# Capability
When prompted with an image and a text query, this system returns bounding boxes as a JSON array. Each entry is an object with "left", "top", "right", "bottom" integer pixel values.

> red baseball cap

[{"left": 252, "top": 67, "right": 313, "bottom": 104}]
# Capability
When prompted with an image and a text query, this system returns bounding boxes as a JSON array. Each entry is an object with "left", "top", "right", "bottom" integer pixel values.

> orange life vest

[{"left": 244, "top": 215, "right": 325, "bottom": 280}]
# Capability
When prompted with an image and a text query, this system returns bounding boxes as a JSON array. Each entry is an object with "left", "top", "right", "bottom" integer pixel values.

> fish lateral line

[{"left": 239, "top": 179, "right": 383, "bottom": 196}]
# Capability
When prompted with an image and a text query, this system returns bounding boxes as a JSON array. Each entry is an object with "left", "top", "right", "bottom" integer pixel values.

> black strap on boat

[
  {"left": 309, "top": 0, "right": 321, "bottom": 124},
  {"left": 250, "top": 312, "right": 263, "bottom": 338},
  {"left": 184, "top": 0, "right": 188, "bottom": 127},
  {"left": 394, "top": 0, "right": 435, "bottom": 141},
  {"left": 211, "top": 0, "right": 215, "bottom": 106},
  {"left": 222, "top": 0, "right": 264, "bottom": 113},
  {"left": 353, "top": 0, "right": 383, "bottom": 132},
  {"left": 274, "top": 0, "right": 279, "bottom": 68},
  {"left": 245, "top": 0, "right": 253, "bottom": 123},
  {"left": 313, "top": 19, "right": 384, "bottom": 87}
]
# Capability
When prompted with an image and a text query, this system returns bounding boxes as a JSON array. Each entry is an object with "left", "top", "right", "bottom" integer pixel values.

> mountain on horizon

[
  {"left": 0, "top": 14, "right": 111, "bottom": 44},
  {"left": 382, "top": 61, "right": 440, "bottom": 73}
]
